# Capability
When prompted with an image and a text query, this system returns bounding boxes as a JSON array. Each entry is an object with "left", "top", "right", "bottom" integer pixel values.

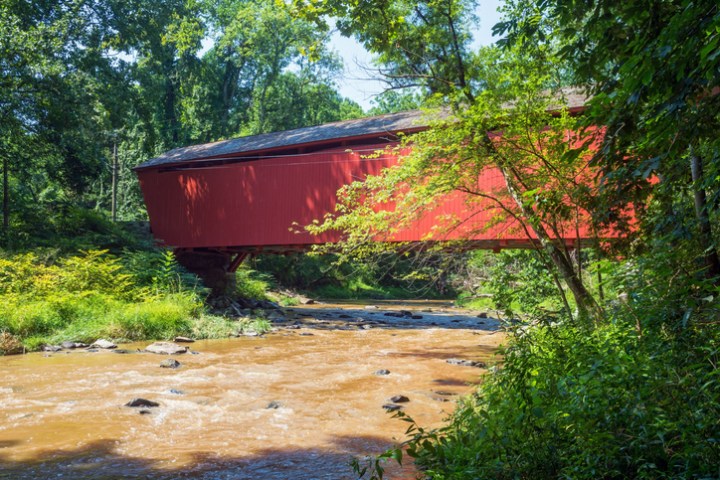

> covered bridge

[{"left": 134, "top": 107, "right": 596, "bottom": 288}]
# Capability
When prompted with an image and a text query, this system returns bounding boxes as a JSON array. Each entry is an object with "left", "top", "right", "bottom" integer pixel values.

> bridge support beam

[{"left": 228, "top": 252, "right": 250, "bottom": 273}]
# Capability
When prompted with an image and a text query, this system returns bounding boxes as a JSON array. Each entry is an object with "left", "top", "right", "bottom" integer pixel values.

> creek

[{"left": 0, "top": 301, "right": 503, "bottom": 479}]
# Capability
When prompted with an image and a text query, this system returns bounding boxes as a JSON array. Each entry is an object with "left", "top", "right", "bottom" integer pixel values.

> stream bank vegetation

[
  {"left": 0, "top": 212, "right": 273, "bottom": 354},
  {"left": 296, "top": 0, "right": 720, "bottom": 478}
]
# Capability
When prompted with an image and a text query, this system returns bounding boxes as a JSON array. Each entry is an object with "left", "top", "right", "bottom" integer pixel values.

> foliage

[
  {"left": 393, "top": 311, "right": 720, "bottom": 480},
  {"left": 235, "top": 265, "right": 272, "bottom": 300},
  {"left": 254, "top": 252, "right": 455, "bottom": 299},
  {"left": 497, "top": 0, "right": 720, "bottom": 285},
  {"left": 0, "top": 331, "right": 23, "bottom": 355},
  {"left": 485, "top": 250, "right": 563, "bottom": 318},
  {"left": 294, "top": 1, "right": 720, "bottom": 478},
  {"left": 0, "top": 0, "right": 365, "bottom": 245},
  {"left": 306, "top": 46, "right": 606, "bottom": 322},
  {"left": 292, "top": 0, "right": 478, "bottom": 100},
  {"left": 0, "top": 248, "right": 210, "bottom": 349},
  {"left": 123, "top": 248, "right": 203, "bottom": 294}
]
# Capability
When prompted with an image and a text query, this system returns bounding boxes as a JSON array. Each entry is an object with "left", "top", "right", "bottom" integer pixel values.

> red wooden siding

[{"left": 137, "top": 143, "right": 597, "bottom": 251}]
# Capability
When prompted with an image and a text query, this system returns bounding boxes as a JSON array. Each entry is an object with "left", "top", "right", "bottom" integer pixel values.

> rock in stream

[
  {"left": 145, "top": 342, "right": 188, "bottom": 355},
  {"left": 125, "top": 398, "right": 159, "bottom": 408}
]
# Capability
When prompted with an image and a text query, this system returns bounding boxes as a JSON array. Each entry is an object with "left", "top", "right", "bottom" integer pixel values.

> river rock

[
  {"left": 125, "top": 398, "right": 159, "bottom": 408},
  {"left": 267, "top": 401, "right": 282, "bottom": 409},
  {"left": 411, "top": 315, "right": 423, "bottom": 320},
  {"left": 364, "top": 305, "right": 379, "bottom": 310},
  {"left": 169, "top": 389, "right": 184, "bottom": 395},
  {"left": 174, "top": 336, "right": 195, "bottom": 343},
  {"left": 477, "top": 312, "right": 488, "bottom": 319},
  {"left": 374, "top": 369, "right": 391, "bottom": 376},
  {"left": 382, "top": 403, "right": 403, "bottom": 412},
  {"left": 299, "top": 297, "right": 315, "bottom": 305},
  {"left": 113, "top": 349, "right": 134, "bottom": 354},
  {"left": 338, "top": 314, "right": 352, "bottom": 319},
  {"left": 61, "top": 341, "right": 88, "bottom": 349},
  {"left": 389, "top": 395, "right": 409, "bottom": 403},
  {"left": 446, "top": 358, "right": 486, "bottom": 368},
  {"left": 42, "top": 344, "right": 62, "bottom": 352},
  {"left": 145, "top": 342, "right": 188, "bottom": 355},
  {"left": 90, "top": 339, "right": 117, "bottom": 349},
  {"left": 160, "top": 359, "right": 181, "bottom": 369}
]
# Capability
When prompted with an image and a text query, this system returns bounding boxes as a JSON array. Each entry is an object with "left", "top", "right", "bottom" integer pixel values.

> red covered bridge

[{"left": 134, "top": 105, "right": 598, "bottom": 284}]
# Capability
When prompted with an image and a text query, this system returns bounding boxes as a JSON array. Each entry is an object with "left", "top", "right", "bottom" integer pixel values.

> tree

[
  {"left": 497, "top": 0, "right": 720, "bottom": 286},
  {"left": 296, "top": 0, "right": 606, "bottom": 322},
  {"left": 0, "top": 0, "right": 124, "bottom": 240},
  {"left": 1, "top": 0, "right": 366, "bottom": 236}
]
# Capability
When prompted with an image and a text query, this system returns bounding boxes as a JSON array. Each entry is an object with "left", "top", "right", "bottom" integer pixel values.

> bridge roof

[
  {"left": 135, "top": 110, "right": 431, "bottom": 170},
  {"left": 136, "top": 89, "right": 589, "bottom": 171}
]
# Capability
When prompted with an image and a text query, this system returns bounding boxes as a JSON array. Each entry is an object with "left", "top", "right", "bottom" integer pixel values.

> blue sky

[{"left": 330, "top": 0, "right": 503, "bottom": 110}]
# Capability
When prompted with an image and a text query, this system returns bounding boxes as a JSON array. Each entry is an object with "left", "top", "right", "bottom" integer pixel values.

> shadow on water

[
  {"left": 283, "top": 303, "right": 502, "bottom": 333},
  {"left": 0, "top": 435, "right": 411, "bottom": 480},
  {"left": 387, "top": 343, "right": 500, "bottom": 361},
  {"left": 432, "top": 378, "right": 475, "bottom": 387}
]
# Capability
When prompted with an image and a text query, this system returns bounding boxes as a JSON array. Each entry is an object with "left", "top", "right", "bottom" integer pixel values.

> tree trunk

[
  {"left": 111, "top": 140, "right": 118, "bottom": 222},
  {"left": 499, "top": 166, "right": 603, "bottom": 326},
  {"left": 2, "top": 154, "right": 8, "bottom": 236},
  {"left": 163, "top": 54, "right": 179, "bottom": 145},
  {"left": 689, "top": 147, "right": 720, "bottom": 283}
]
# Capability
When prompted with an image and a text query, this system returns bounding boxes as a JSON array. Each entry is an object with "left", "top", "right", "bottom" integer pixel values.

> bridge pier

[{"left": 174, "top": 249, "right": 237, "bottom": 297}]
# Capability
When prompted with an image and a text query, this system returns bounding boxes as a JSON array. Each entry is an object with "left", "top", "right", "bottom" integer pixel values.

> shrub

[
  {"left": 0, "top": 249, "right": 210, "bottom": 352},
  {"left": 396, "top": 317, "right": 720, "bottom": 480},
  {"left": 235, "top": 266, "right": 271, "bottom": 299},
  {"left": 122, "top": 249, "right": 203, "bottom": 294},
  {"left": 58, "top": 250, "right": 136, "bottom": 299}
]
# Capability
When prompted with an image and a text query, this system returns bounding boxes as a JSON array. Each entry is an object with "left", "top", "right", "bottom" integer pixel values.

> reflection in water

[{"left": 0, "top": 303, "right": 503, "bottom": 479}]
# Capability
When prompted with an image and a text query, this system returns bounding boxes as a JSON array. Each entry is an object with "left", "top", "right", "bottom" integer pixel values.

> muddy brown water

[{"left": 0, "top": 301, "right": 503, "bottom": 479}]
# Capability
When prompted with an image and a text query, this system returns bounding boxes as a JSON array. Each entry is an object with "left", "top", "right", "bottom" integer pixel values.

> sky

[{"left": 330, "top": 0, "right": 504, "bottom": 110}]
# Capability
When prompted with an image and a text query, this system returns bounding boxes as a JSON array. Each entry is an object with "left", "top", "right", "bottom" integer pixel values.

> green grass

[
  {"left": 189, "top": 314, "right": 239, "bottom": 339},
  {"left": 238, "top": 318, "right": 272, "bottom": 335},
  {"left": 454, "top": 294, "right": 496, "bottom": 310}
]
